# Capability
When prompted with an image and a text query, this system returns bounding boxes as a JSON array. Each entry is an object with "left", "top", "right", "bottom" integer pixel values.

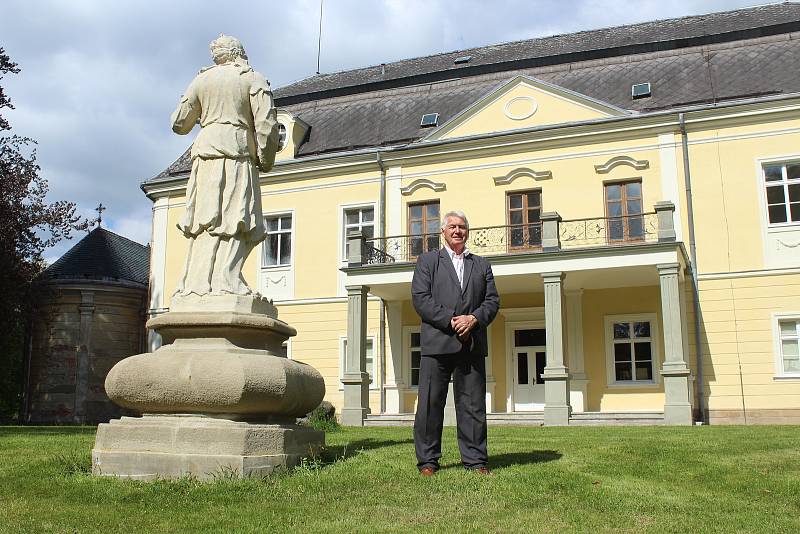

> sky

[{"left": 1, "top": 0, "right": 763, "bottom": 262}]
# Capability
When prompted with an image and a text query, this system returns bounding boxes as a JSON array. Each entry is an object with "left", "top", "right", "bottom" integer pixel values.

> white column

[
  {"left": 658, "top": 263, "right": 693, "bottom": 425},
  {"left": 566, "top": 289, "right": 587, "bottom": 413},
  {"left": 383, "top": 301, "right": 404, "bottom": 414},
  {"left": 543, "top": 272, "right": 570, "bottom": 425},
  {"left": 341, "top": 285, "right": 370, "bottom": 426}
]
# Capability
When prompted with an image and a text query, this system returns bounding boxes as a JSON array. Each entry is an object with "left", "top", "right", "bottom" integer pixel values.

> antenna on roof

[{"left": 316, "top": 0, "right": 324, "bottom": 74}]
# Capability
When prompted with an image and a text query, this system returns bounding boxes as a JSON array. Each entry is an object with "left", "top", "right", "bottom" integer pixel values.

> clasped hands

[{"left": 451, "top": 314, "right": 478, "bottom": 344}]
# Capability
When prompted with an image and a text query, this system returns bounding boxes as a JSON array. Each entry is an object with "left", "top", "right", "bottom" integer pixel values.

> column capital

[
  {"left": 541, "top": 271, "right": 565, "bottom": 284},
  {"left": 345, "top": 284, "right": 370, "bottom": 294},
  {"left": 656, "top": 263, "right": 681, "bottom": 276}
]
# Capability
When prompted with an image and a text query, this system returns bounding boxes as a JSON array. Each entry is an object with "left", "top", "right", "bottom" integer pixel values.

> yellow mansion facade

[{"left": 143, "top": 4, "right": 800, "bottom": 425}]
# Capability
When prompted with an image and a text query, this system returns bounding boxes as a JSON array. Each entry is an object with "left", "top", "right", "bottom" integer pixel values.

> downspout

[
  {"left": 679, "top": 113, "right": 705, "bottom": 423},
  {"left": 376, "top": 151, "right": 387, "bottom": 414}
]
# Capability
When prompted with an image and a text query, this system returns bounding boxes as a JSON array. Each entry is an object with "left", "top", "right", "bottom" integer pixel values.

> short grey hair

[{"left": 441, "top": 210, "right": 469, "bottom": 230}]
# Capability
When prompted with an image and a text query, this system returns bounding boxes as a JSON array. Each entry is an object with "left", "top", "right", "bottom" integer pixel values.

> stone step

[{"left": 363, "top": 411, "right": 665, "bottom": 426}]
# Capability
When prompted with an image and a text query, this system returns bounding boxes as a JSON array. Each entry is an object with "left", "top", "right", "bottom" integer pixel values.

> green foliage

[
  {"left": 304, "top": 403, "right": 341, "bottom": 432},
  {"left": 1, "top": 426, "right": 799, "bottom": 533},
  {"left": 0, "top": 48, "right": 88, "bottom": 421}
]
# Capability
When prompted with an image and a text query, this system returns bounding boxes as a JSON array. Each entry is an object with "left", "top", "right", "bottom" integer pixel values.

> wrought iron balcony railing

[{"left": 347, "top": 202, "right": 676, "bottom": 267}]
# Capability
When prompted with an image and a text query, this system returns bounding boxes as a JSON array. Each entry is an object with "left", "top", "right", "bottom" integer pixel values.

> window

[
  {"left": 605, "top": 180, "right": 643, "bottom": 242},
  {"left": 409, "top": 331, "right": 421, "bottom": 387},
  {"left": 775, "top": 317, "right": 800, "bottom": 376},
  {"left": 343, "top": 206, "right": 375, "bottom": 260},
  {"left": 262, "top": 214, "right": 292, "bottom": 267},
  {"left": 605, "top": 315, "right": 658, "bottom": 386},
  {"left": 277, "top": 123, "right": 287, "bottom": 151},
  {"left": 408, "top": 201, "right": 440, "bottom": 259},
  {"left": 507, "top": 190, "right": 542, "bottom": 250},
  {"left": 763, "top": 162, "right": 800, "bottom": 225},
  {"left": 340, "top": 337, "right": 376, "bottom": 389}
]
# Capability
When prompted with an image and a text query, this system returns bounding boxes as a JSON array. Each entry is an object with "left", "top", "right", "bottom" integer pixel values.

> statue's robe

[{"left": 171, "top": 60, "right": 279, "bottom": 296}]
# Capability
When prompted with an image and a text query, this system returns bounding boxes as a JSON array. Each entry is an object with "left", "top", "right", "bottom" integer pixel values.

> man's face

[{"left": 442, "top": 215, "right": 469, "bottom": 251}]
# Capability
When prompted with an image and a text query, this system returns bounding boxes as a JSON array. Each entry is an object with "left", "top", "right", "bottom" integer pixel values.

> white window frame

[
  {"left": 261, "top": 211, "right": 294, "bottom": 268},
  {"left": 604, "top": 313, "right": 660, "bottom": 387},
  {"left": 403, "top": 326, "right": 422, "bottom": 389},
  {"left": 772, "top": 312, "right": 800, "bottom": 379},
  {"left": 759, "top": 157, "right": 800, "bottom": 229},
  {"left": 339, "top": 334, "right": 378, "bottom": 390},
  {"left": 339, "top": 202, "right": 377, "bottom": 262},
  {"left": 277, "top": 122, "right": 288, "bottom": 152}
]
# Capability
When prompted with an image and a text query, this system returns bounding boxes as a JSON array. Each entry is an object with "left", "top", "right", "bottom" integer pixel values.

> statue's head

[{"left": 210, "top": 35, "right": 248, "bottom": 64}]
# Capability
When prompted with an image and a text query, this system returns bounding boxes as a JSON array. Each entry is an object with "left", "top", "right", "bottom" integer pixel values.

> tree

[{"left": 0, "top": 47, "right": 87, "bottom": 421}]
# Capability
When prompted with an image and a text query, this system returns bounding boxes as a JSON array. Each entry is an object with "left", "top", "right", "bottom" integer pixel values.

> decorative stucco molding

[
  {"left": 594, "top": 155, "right": 650, "bottom": 174},
  {"left": 493, "top": 167, "right": 553, "bottom": 186},
  {"left": 503, "top": 96, "right": 538, "bottom": 120},
  {"left": 400, "top": 178, "right": 446, "bottom": 196}
]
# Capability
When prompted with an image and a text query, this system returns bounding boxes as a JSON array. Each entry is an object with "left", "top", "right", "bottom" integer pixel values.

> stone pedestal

[
  {"left": 93, "top": 415, "right": 323, "bottom": 480},
  {"left": 92, "top": 294, "right": 326, "bottom": 480}
]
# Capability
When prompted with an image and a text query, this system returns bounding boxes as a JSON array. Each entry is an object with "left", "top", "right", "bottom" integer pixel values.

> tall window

[
  {"left": 408, "top": 201, "right": 440, "bottom": 259},
  {"left": 764, "top": 162, "right": 800, "bottom": 225},
  {"left": 409, "top": 331, "right": 421, "bottom": 387},
  {"left": 605, "top": 180, "right": 643, "bottom": 242},
  {"left": 606, "top": 317, "right": 657, "bottom": 385},
  {"left": 507, "top": 190, "right": 542, "bottom": 250},
  {"left": 262, "top": 214, "right": 292, "bottom": 267},
  {"left": 341, "top": 337, "right": 375, "bottom": 388},
  {"left": 777, "top": 318, "right": 800, "bottom": 376},
  {"left": 343, "top": 206, "right": 375, "bottom": 260}
]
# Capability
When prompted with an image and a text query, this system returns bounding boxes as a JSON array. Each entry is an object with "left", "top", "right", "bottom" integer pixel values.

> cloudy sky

[{"left": 1, "top": 0, "right": 760, "bottom": 261}]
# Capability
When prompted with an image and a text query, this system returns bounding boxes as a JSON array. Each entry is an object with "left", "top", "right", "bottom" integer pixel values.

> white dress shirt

[{"left": 444, "top": 244, "right": 470, "bottom": 289}]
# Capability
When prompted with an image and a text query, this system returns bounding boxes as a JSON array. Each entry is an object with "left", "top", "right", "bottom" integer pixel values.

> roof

[
  {"left": 147, "top": 2, "right": 800, "bottom": 183},
  {"left": 44, "top": 227, "right": 150, "bottom": 286}
]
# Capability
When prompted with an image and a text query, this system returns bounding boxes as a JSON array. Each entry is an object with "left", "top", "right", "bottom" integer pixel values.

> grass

[{"left": 0, "top": 425, "right": 799, "bottom": 533}]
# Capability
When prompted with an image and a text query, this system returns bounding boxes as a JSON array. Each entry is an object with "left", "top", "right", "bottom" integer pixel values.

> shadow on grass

[
  {"left": 440, "top": 450, "right": 562, "bottom": 470},
  {"left": 318, "top": 437, "right": 414, "bottom": 464}
]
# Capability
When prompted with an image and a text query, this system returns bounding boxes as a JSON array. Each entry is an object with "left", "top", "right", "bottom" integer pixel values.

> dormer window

[{"left": 277, "top": 123, "right": 287, "bottom": 151}]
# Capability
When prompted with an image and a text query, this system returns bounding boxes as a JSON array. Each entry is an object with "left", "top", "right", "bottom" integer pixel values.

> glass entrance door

[{"left": 512, "top": 328, "right": 546, "bottom": 411}]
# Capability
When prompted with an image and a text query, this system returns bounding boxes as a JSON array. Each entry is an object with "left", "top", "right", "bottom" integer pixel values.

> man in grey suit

[{"left": 411, "top": 210, "right": 500, "bottom": 476}]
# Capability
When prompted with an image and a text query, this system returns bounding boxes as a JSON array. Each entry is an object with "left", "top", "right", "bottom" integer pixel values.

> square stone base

[{"left": 92, "top": 415, "right": 324, "bottom": 480}]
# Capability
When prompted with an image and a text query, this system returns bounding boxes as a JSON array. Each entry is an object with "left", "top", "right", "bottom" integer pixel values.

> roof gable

[{"left": 424, "top": 75, "right": 627, "bottom": 141}]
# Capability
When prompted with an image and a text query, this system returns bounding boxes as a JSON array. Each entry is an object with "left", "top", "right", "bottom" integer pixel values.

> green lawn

[{"left": 0, "top": 425, "right": 798, "bottom": 533}]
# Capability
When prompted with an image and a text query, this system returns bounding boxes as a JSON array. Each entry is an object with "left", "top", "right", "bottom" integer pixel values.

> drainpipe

[
  {"left": 679, "top": 113, "right": 705, "bottom": 423},
  {"left": 376, "top": 152, "right": 387, "bottom": 414}
]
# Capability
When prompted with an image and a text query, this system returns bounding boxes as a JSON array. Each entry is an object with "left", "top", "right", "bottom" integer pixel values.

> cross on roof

[{"left": 95, "top": 203, "right": 106, "bottom": 227}]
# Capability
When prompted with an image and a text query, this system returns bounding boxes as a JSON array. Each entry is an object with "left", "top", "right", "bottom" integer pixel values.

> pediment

[{"left": 423, "top": 75, "right": 628, "bottom": 141}]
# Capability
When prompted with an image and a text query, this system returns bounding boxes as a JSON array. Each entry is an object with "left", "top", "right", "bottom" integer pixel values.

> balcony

[{"left": 351, "top": 201, "right": 676, "bottom": 267}]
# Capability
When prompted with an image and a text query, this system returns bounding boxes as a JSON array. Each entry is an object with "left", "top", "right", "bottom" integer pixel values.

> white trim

[
  {"left": 492, "top": 167, "right": 552, "bottom": 186},
  {"left": 258, "top": 209, "right": 295, "bottom": 301},
  {"left": 149, "top": 199, "right": 169, "bottom": 310},
  {"left": 698, "top": 267, "right": 800, "bottom": 280},
  {"left": 771, "top": 312, "right": 800, "bottom": 379},
  {"left": 400, "top": 178, "right": 446, "bottom": 196},
  {"left": 594, "top": 155, "right": 649, "bottom": 174},
  {"left": 658, "top": 133, "right": 683, "bottom": 242},
  {"left": 755, "top": 155, "right": 800, "bottom": 269},
  {"left": 504, "top": 317, "right": 546, "bottom": 412},
  {"left": 604, "top": 313, "right": 661, "bottom": 388},
  {"left": 264, "top": 176, "right": 381, "bottom": 196},
  {"left": 339, "top": 333, "right": 378, "bottom": 390},
  {"left": 338, "top": 201, "right": 378, "bottom": 262},
  {"left": 504, "top": 96, "right": 538, "bottom": 120},
  {"left": 403, "top": 326, "right": 421, "bottom": 389}
]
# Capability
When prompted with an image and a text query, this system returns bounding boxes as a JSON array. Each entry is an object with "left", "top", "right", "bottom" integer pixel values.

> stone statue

[
  {"left": 171, "top": 35, "right": 279, "bottom": 296},
  {"left": 93, "top": 36, "right": 325, "bottom": 480}
]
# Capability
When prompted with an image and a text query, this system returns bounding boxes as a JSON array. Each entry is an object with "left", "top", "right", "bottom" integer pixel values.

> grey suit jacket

[{"left": 411, "top": 248, "right": 500, "bottom": 356}]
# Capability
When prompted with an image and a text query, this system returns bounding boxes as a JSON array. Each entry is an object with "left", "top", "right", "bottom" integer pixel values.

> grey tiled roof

[
  {"left": 45, "top": 227, "right": 150, "bottom": 286},
  {"left": 147, "top": 3, "right": 800, "bottom": 182}
]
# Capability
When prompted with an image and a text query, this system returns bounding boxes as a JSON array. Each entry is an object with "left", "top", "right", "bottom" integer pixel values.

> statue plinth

[{"left": 92, "top": 294, "right": 326, "bottom": 480}]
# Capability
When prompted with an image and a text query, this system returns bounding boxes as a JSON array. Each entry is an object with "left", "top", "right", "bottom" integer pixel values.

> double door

[{"left": 512, "top": 328, "right": 547, "bottom": 411}]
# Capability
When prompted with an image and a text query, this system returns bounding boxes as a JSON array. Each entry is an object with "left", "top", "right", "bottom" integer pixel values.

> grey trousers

[{"left": 414, "top": 352, "right": 488, "bottom": 470}]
